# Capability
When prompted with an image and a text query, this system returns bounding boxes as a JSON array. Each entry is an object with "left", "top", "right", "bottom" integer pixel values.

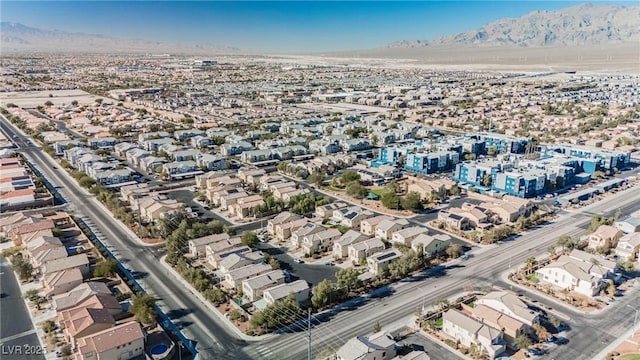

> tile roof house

[
  {"left": 42, "top": 254, "right": 90, "bottom": 278},
  {"left": 614, "top": 216, "right": 640, "bottom": 234},
  {"left": 263, "top": 280, "right": 310, "bottom": 305},
  {"left": 290, "top": 222, "right": 323, "bottom": 249},
  {"left": 42, "top": 268, "right": 84, "bottom": 297},
  {"left": 75, "top": 321, "right": 145, "bottom": 360},
  {"left": 223, "top": 263, "right": 273, "bottom": 289},
  {"left": 348, "top": 238, "right": 386, "bottom": 263},
  {"left": 9, "top": 219, "right": 55, "bottom": 246},
  {"left": 367, "top": 248, "right": 402, "bottom": 274},
  {"left": 188, "top": 233, "right": 230, "bottom": 258},
  {"left": 615, "top": 232, "right": 640, "bottom": 261},
  {"left": 218, "top": 251, "right": 264, "bottom": 275},
  {"left": 301, "top": 228, "right": 342, "bottom": 256},
  {"left": 442, "top": 309, "right": 505, "bottom": 359},
  {"left": 360, "top": 215, "right": 393, "bottom": 236},
  {"left": 391, "top": 226, "right": 428, "bottom": 247},
  {"left": 242, "top": 270, "right": 286, "bottom": 303},
  {"left": 274, "top": 217, "right": 308, "bottom": 241},
  {"left": 471, "top": 304, "right": 529, "bottom": 345},
  {"left": 52, "top": 282, "right": 112, "bottom": 311},
  {"left": 475, "top": 291, "right": 539, "bottom": 326},
  {"left": 333, "top": 230, "right": 371, "bottom": 259},
  {"left": 587, "top": 225, "right": 623, "bottom": 250},
  {"left": 58, "top": 307, "right": 115, "bottom": 349},
  {"left": 375, "top": 219, "right": 410, "bottom": 240},
  {"left": 411, "top": 233, "right": 452, "bottom": 257},
  {"left": 336, "top": 332, "right": 397, "bottom": 360}
]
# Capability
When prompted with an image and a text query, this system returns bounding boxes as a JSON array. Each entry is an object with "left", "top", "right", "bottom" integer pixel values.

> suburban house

[
  {"left": 614, "top": 217, "right": 640, "bottom": 234},
  {"left": 263, "top": 280, "right": 310, "bottom": 305},
  {"left": 536, "top": 254, "right": 608, "bottom": 297},
  {"left": 475, "top": 291, "right": 539, "bottom": 326},
  {"left": 360, "top": 215, "right": 393, "bottom": 236},
  {"left": 437, "top": 211, "right": 471, "bottom": 231},
  {"left": 375, "top": 218, "right": 410, "bottom": 240},
  {"left": 42, "top": 268, "right": 84, "bottom": 297},
  {"left": 138, "top": 196, "right": 184, "bottom": 223},
  {"left": 471, "top": 304, "right": 529, "bottom": 345},
  {"left": 204, "top": 237, "right": 243, "bottom": 266},
  {"left": 75, "top": 321, "right": 145, "bottom": 360},
  {"left": 367, "top": 248, "right": 402, "bottom": 274},
  {"left": 52, "top": 282, "right": 112, "bottom": 311},
  {"left": 336, "top": 332, "right": 397, "bottom": 360},
  {"left": 349, "top": 238, "right": 385, "bottom": 263},
  {"left": 207, "top": 246, "right": 252, "bottom": 269},
  {"left": 275, "top": 218, "right": 309, "bottom": 242},
  {"left": 315, "top": 202, "right": 348, "bottom": 219},
  {"left": 301, "top": 228, "right": 342, "bottom": 255},
  {"left": 223, "top": 263, "right": 273, "bottom": 289},
  {"left": 290, "top": 223, "right": 323, "bottom": 249},
  {"left": 228, "top": 194, "right": 265, "bottom": 219},
  {"left": 587, "top": 225, "right": 623, "bottom": 250},
  {"left": 615, "top": 232, "right": 640, "bottom": 261},
  {"left": 42, "top": 254, "right": 90, "bottom": 278},
  {"left": 333, "top": 230, "right": 370, "bottom": 259},
  {"left": 333, "top": 207, "right": 374, "bottom": 229},
  {"left": 218, "top": 252, "right": 264, "bottom": 275},
  {"left": 267, "top": 212, "right": 301, "bottom": 236},
  {"left": 188, "top": 233, "right": 231, "bottom": 258},
  {"left": 242, "top": 270, "right": 286, "bottom": 303},
  {"left": 442, "top": 309, "right": 505, "bottom": 359},
  {"left": 411, "top": 233, "right": 452, "bottom": 257},
  {"left": 58, "top": 307, "right": 115, "bottom": 349},
  {"left": 9, "top": 220, "right": 55, "bottom": 246},
  {"left": 391, "top": 226, "right": 428, "bottom": 247}
]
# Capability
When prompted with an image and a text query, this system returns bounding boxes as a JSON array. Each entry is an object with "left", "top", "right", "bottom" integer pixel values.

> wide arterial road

[{"left": 1, "top": 117, "right": 255, "bottom": 360}]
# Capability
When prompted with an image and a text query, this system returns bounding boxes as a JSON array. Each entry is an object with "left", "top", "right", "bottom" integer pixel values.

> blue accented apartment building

[
  {"left": 544, "top": 144, "right": 631, "bottom": 174},
  {"left": 476, "top": 133, "right": 531, "bottom": 154},
  {"left": 405, "top": 151, "right": 459, "bottom": 174}
]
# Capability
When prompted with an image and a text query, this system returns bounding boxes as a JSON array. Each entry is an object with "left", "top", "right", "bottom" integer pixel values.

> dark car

[{"left": 555, "top": 337, "right": 569, "bottom": 345}]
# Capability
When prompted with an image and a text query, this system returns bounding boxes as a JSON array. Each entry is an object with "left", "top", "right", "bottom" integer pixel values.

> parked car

[
  {"left": 555, "top": 337, "right": 569, "bottom": 345},
  {"left": 293, "top": 258, "right": 304, "bottom": 264}
]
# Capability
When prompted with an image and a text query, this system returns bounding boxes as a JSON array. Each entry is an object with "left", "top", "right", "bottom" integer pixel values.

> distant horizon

[{"left": 2, "top": 1, "right": 638, "bottom": 53}]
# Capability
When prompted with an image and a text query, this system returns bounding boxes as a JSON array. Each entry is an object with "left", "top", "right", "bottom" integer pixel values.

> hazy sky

[{"left": 1, "top": 1, "right": 636, "bottom": 52}]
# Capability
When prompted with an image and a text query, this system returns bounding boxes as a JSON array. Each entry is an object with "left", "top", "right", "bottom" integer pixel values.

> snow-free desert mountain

[
  {"left": 0, "top": 22, "right": 239, "bottom": 54},
  {"left": 387, "top": 3, "right": 639, "bottom": 48}
]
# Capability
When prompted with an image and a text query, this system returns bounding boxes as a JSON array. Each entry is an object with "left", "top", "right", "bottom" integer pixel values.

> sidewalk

[
  {"left": 13, "top": 271, "right": 59, "bottom": 359},
  {"left": 592, "top": 323, "right": 640, "bottom": 360},
  {"left": 159, "top": 255, "right": 271, "bottom": 342}
]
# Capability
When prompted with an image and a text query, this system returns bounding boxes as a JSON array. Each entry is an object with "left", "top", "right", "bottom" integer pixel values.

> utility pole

[{"left": 307, "top": 307, "right": 312, "bottom": 360}]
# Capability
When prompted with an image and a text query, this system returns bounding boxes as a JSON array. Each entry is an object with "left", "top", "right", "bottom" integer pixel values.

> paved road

[
  {"left": 242, "top": 185, "right": 640, "bottom": 359},
  {"left": 0, "top": 258, "right": 45, "bottom": 360},
  {"left": 5, "top": 115, "right": 640, "bottom": 360},
  {"left": 1, "top": 117, "right": 254, "bottom": 360}
]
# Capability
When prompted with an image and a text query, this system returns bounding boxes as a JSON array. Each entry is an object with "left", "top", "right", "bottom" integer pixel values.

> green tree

[
  {"left": 346, "top": 182, "right": 368, "bottom": 199},
  {"left": 449, "top": 184, "right": 461, "bottom": 196},
  {"left": 373, "top": 321, "right": 382, "bottom": 333},
  {"left": 44, "top": 100, "right": 53, "bottom": 106},
  {"left": 381, "top": 191, "right": 401, "bottom": 210},
  {"left": 11, "top": 254, "right": 33, "bottom": 282},
  {"left": 336, "top": 268, "right": 360, "bottom": 293},
  {"left": 241, "top": 231, "right": 258, "bottom": 247},
  {"left": 311, "top": 279, "right": 336, "bottom": 309},
  {"left": 525, "top": 256, "right": 538, "bottom": 271},
  {"left": 397, "top": 154, "right": 406, "bottom": 168},
  {"left": 401, "top": 192, "right": 423, "bottom": 212},
  {"left": 481, "top": 173, "right": 493, "bottom": 187},
  {"left": 203, "top": 287, "right": 226, "bottom": 306},
  {"left": 308, "top": 172, "right": 325, "bottom": 186},
  {"left": 341, "top": 170, "right": 360, "bottom": 184},
  {"left": 93, "top": 259, "right": 118, "bottom": 278},
  {"left": 71, "top": 100, "right": 79, "bottom": 106},
  {"left": 515, "top": 333, "right": 533, "bottom": 349},
  {"left": 130, "top": 294, "right": 157, "bottom": 325}
]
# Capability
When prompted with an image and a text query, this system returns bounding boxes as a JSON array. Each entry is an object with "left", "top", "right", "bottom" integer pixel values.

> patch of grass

[
  {"left": 370, "top": 188, "right": 389, "bottom": 197},
  {"left": 618, "top": 354, "right": 640, "bottom": 360},
  {"left": 434, "top": 317, "right": 443, "bottom": 328},
  {"left": 526, "top": 273, "right": 540, "bottom": 283}
]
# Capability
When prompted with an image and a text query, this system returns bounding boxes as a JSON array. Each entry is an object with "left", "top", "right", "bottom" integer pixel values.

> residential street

[{"left": 3, "top": 115, "right": 640, "bottom": 360}]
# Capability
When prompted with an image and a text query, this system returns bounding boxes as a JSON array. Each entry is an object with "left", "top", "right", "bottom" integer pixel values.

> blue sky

[{"left": 1, "top": 1, "right": 636, "bottom": 52}]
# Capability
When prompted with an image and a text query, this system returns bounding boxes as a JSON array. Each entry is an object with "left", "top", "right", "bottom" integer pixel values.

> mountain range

[
  {"left": 387, "top": 3, "right": 639, "bottom": 48},
  {"left": 0, "top": 22, "right": 240, "bottom": 54}
]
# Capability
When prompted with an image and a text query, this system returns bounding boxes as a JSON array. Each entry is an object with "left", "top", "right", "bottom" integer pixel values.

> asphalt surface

[
  {"left": 0, "top": 257, "right": 45, "bottom": 360},
  {"left": 1, "top": 117, "right": 254, "bottom": 360},
  {"left": 4, "top": 115, "right": 640, "bottom": 360}
]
